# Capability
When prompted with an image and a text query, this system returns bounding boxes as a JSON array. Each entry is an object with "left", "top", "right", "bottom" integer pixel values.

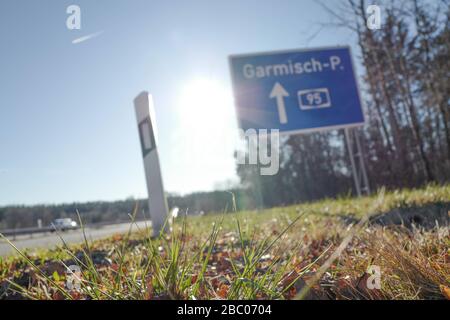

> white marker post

[{"left": 134, "top": 92, "right": 169, "bottom": 237}]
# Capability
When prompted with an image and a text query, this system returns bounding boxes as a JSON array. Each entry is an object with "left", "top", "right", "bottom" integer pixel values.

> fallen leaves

[
  {"left": 217, "top": 284, "right": 229, "bottom": 299},
  {"left": 440, "top": 285, "right": 450, "bottom": 300}
]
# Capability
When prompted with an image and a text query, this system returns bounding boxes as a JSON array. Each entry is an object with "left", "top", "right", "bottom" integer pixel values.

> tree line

[{"left": 0, "top": 191, "right": 252, "bottom": 230}]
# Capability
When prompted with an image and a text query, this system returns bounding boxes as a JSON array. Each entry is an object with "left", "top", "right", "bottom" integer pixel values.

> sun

[
  {"left": 178, "top": 78, "right": 235, "bottom": 132},
  {"left": 170, "top": 77, "right": 239, "bottom": 193}
]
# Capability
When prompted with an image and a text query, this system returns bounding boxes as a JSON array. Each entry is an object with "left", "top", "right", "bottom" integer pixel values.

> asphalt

[{"left": 0, "top": 220, "right": 152, "bottom": 256}]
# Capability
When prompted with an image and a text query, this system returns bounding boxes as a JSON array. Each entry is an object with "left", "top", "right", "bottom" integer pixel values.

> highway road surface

[{"left": 0, "top": 220, "right": 152, "bottom": 256}]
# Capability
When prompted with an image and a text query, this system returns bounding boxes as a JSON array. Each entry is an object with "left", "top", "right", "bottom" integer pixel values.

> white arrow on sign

[{"left": 269, "top": 82, "right": 289, "bottom": 124}]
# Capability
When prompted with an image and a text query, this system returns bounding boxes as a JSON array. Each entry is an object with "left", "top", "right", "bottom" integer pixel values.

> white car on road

[{"left": 51, "top": 218, "right": 78, "bottom": 231}]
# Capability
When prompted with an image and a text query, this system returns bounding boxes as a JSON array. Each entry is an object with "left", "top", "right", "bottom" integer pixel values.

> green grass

[{"left": 0, "top": 184, "right": 449, "bottom": 300}]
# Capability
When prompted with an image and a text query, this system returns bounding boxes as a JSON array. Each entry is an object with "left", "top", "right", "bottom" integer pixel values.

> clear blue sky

[{"left": 0, "top": 0, "right": 357, "bottom": 206}]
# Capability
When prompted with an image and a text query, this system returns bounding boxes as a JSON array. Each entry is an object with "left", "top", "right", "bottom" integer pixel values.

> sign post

[
  {"left": 229, "top": 46, "right": 369, "bottom": 196},
  {"left": 134, "top": 92, "right": 169, "bottom": 236},
  {"left": 344, "top": 128, "right": 370, "bottom": 196}
]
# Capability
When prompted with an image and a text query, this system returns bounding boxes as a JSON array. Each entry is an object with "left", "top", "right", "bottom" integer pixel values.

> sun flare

[
  {"left": 171, "top": 77, "right": 239, "bottom": 192},
  {"left": 178, "top": 78, "right": 235, "bottom": 132}
]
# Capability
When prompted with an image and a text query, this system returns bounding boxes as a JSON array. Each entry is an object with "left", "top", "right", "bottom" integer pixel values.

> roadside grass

[{"left": 0, "top": 183, "right": 449, "bottom": 300}]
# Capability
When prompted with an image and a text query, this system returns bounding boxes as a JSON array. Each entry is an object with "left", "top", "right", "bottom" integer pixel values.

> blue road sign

[{"left": 229, "top": 46, "right": 365, "bottom": 135}]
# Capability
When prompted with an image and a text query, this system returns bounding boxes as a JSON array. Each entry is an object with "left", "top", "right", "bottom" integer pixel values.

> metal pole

[
  {"left": 354, "top": 129, "right": 370, "bottom": 194},
  {"left": 345, "top": 128, "right": 361, "bottom": 197}
]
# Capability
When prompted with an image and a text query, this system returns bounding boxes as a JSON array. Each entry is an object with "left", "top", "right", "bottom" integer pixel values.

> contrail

[{"left": 72, "top": 31, "right": 104, "bottom": 44}]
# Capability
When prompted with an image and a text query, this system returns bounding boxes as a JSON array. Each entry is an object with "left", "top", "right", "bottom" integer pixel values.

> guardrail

[
  {"left": 0, "top": 226, "right": 57, "bottom": 238},
  {"left": 0, "top": 219, "right": 151, "bottom": 239}
]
